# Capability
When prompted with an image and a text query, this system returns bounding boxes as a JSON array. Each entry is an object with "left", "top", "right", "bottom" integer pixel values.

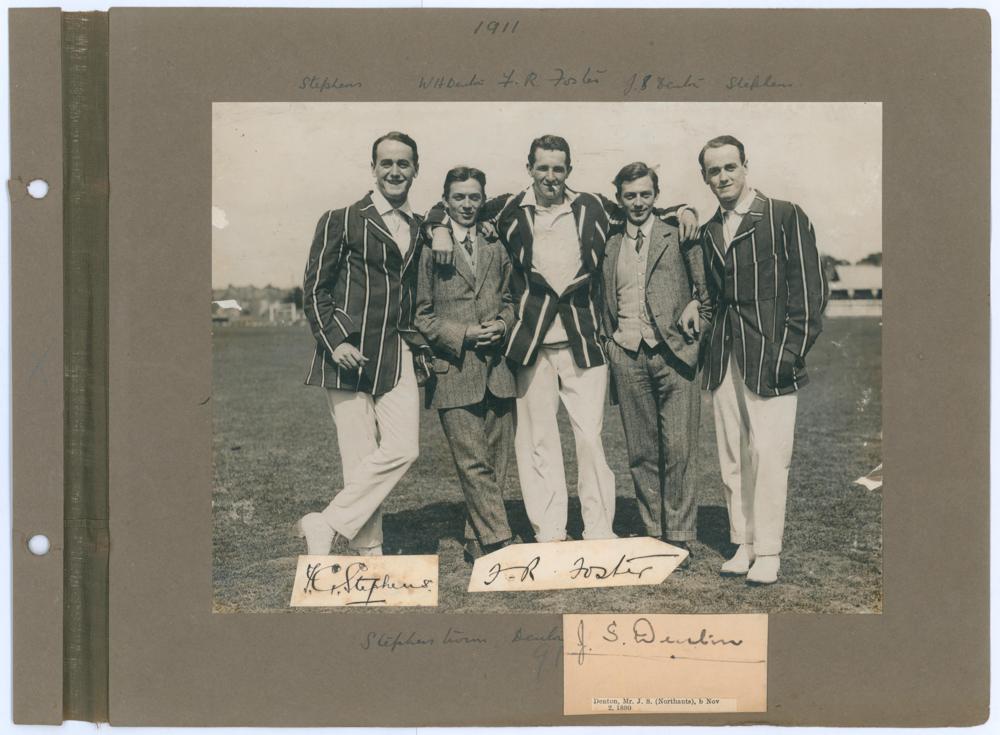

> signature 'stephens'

[
  {"left": 303, "top": 560, "right": 434, "bottom": 606},
  {"left": 290, "top": 555, "right": 438, "bottom": 608}
]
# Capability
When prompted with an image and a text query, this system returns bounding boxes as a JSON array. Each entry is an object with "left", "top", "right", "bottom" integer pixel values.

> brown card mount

[{"left": 8, "top": 7, "right": 989, "bottom": 727}]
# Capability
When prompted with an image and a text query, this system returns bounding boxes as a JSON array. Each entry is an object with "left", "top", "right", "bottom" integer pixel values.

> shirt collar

[
  {"left": 370, "top": 188, "right": 413, "bottom": 218},
  {"left": 451, "top": 222, "right": 473, "bottom": 244},
  {"left": 625, "top": 216, "right": 655, "bottom": 241},
  {"left": 521, "top": 184, "right": 579, "bottom": 212},
  {"left": 720, "top": 186, "right": 756, "bottom": 220}
]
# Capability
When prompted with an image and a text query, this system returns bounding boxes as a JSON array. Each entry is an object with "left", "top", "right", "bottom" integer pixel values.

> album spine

[{"left": 61, "top": 11, "right": 110, "bottom": 723}]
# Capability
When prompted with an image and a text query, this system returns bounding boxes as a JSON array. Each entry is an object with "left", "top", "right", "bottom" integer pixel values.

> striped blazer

[
  {"left": 302, "top": 192, "right": 425, "bottom": 396},
  {"left": 700, "top": 191, "right": 828, "bottom": 397},
  {"left": 427, "top": 189, "right": 610, "bottom": 368}
]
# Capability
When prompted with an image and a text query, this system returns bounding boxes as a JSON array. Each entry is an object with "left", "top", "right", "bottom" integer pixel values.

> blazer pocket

[{"left": 763, "top": 341, "right": 801, "bottom": 390}]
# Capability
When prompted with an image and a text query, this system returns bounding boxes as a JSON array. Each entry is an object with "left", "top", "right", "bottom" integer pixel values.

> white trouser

[
  {"left": 514, "top": 345, "right": 617, "bottom": 542},
  {"left": 712, "top": 353, "right": 798, "bottom": 556},
  {"left": 321, "top": 346, "right": 419, "bottom": 550}
]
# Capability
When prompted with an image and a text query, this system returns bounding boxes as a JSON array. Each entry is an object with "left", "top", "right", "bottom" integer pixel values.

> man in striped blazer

[
  {"left": 296, "top": 131, "right": 427, "bottom": 557},
  {"left": 699, "top": 135, "right": 828, "bottom": 584},
  {"left": 428, "top": 136, "right": 696, "bottom": 544}
]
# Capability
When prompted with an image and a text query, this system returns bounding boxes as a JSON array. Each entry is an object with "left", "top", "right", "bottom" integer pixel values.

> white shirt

[
  {"left": 721, "top": 186, "right": 757, "bottom": 248},
  {"left": 624, "top": 216, "right": 656, "bottom": 249},
  {"left": 371, "top": 189, "right": 415, "bottom": 257},
  {"left": 522, "top": 186, "right": 583, "bottom": 344}
]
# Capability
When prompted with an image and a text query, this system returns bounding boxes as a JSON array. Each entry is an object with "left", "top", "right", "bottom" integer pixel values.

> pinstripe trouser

[
  {"left": 712, "top": 353, "right": 798, "bottom": 556},
  {"left": 607, "top": 340, "right": 700, "bottom": 541},
  {"left": 320, "top": 346, "right": 420, "bottom": 550},
  {"left": 513, "top": 345, "right": 617, "bottom": 542}
]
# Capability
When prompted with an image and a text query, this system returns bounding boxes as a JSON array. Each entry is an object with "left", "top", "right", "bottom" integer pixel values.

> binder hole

[
  {"left": 27, "top": 534, "right": 50, "bottom": 556},
  {"left": 26, "top": 179, "right": 49, "bottom": 199}
]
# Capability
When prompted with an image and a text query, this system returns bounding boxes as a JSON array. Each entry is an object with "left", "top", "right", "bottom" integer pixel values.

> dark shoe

[
  {"left": 666, "top": 539, "right": 693, "bottom": 570},
  {"left": 465, "top": 536, "right": 519, "bottom": 564},
  {"left": 483, "top": 536, "right": 520, "bottom": 553},
  {"left": 463, "top": 539, "right": 483, "bottom": 564}
]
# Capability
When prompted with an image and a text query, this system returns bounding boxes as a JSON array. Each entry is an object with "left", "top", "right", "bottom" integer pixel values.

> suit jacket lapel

[
  {"left": 507, "top": 196, "right": 534, "bottom": 269},
  {"left": 728, "top": 191, "right": 767, "bottom": 251},
  {"left": 402, "top": 213, "right": 421, "bottom": 273},
  {"left": 358, "top": 192, "right": 403, "bottom": 257},
  {"left": 474, "top": 231, "right": 495, "bottom": 296},
  {"left": 645, "top": 219, "right": 674, "bottom": 285},
  {"left": 494, "top": 192, "right": 532, "bottom": 273},
  {"left": 570, "top": 193, "right": 601, "bottom": 275}
]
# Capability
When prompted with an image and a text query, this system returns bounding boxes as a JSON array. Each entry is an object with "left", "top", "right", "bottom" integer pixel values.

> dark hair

[
  {"left": 698, "top": 135, "right": 746, "bottom": 171},
  {"left": 613, "top": 161, "right": 660, "bottom": 196},
  {"left": 371, "top": 131, "right": 419, "bottom": 168},
  {"left": 527, "top": 134, "right": 572, "bottom": 168},
  {"left": 442, "top": 167, "right": 487, "bottom": 199}
]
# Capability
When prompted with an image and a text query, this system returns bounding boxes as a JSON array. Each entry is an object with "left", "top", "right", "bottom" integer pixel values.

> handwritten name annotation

[
  {"left": 413, "top": 70, "right": 791, "bottom": 94},
  {"left": 299, "top": 75, "right": 362, "bottom": 92},
  {"left": 295, "top": 71, "right": 793, "bottom": 95},
  {"left": 359, "top": 625, "right": 561, "bottom": 653}
]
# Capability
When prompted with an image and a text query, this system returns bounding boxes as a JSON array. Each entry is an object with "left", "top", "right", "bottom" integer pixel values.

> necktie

[
  {"left": 462, "top": 233, "right": 474, "bottom": 259},
  {"left": 634, "top": 228, "right": 644, "bottom": 253}
]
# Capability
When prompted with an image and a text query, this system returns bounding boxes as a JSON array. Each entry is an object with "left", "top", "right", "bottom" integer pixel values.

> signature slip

[
  {"left": 290, "top": 555, "right": 438, "bottom": 608},
  {"left": 468, "top": 537, "right": 688, "bottom": 592},
  {"left": 563, "top": 614, "right": 767, "bottom": 714}
]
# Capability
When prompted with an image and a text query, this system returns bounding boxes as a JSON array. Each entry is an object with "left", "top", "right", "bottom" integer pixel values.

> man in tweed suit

[
  {"left": 297, "top": 131, "right": 426, "bottom": 557},
  {"left": 699, "top": 135, "right": 828, "bottom": 584},
  {"left": 414, "top": 167, "right": 518, "bottom": 561},
  {"left": 600, "top": 162, "right": 711, "bottom": 566}
]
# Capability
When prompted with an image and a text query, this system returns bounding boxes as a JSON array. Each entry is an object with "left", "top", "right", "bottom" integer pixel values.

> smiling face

[
  {"left": 617, "top": 174, "right": 659, "bottom": 226},
  {"left": 444, "top": 178, "right": 484, "bottom": 228},
  {"left": 701, "top": 144, "right": 748, "bottom": 209},
  {"left": 371, "top": 139, "right": 418, "bottom": 206},
  {"left": 527, "top": 148, "right": 571, "bottom": 207}
]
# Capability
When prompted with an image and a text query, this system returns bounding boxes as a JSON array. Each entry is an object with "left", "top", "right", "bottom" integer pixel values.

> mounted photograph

[{"left": 211, "top": 101, "right": 882, "bottom": 614}]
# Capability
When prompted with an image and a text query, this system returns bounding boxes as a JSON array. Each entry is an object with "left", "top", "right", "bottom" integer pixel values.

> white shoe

[
  {"left": 720, "top": 544, "right": 756, "bottom": 576},
  {"left": 354, "top": 545, "right": 383, "bottom": 557},
  {"left": 746, "top": 555, "right": 780, "bottom": 585},
  {"left": 295, "top": 512, "right": 339, "bottom": 555}
]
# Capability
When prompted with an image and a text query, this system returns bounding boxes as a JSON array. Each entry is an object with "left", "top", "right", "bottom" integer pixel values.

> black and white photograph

[{"left": 211, "top": 101, "right": 882, "bottom": 614}]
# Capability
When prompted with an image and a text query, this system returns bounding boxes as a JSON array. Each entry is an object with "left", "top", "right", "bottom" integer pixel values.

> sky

[{"left": 213, "top": 101, "right": 881, "bottom": 288}]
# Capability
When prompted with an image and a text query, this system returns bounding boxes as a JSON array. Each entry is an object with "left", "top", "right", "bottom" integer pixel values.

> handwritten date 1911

[{"left": 474, "top": 20, "right": 519, "bottom": 35}]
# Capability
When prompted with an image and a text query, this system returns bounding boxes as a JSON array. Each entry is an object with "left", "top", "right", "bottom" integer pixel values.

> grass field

[{"left": 213, "top": 318, "right": 882, "bottom": 614}]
